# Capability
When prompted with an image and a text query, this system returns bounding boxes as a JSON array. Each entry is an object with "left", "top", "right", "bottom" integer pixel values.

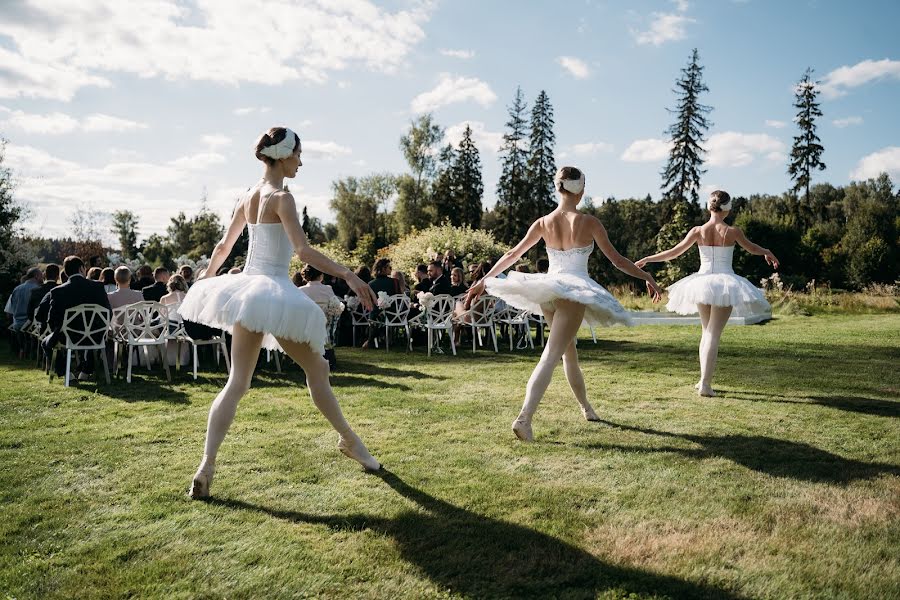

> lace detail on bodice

[
  {"left": 547, "top": 242, "right": 593, "bottom": 275},
  {"left": 244, "top": 223, "right": 293, "bottom": 277},
  {"left": 697, "top": 245, "right": 735, "bottom": 275}
]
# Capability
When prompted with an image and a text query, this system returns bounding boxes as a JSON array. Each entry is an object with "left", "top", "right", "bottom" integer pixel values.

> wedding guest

[
  {"left": 442, "top": 249, "right": 463, "bottom": 273},
  {"left": 427, "top": 261, "right": 452, "bottom": 296},
  {"left": 299, "top": 265, "right": 340, "bottom": 304},
  {"left": 107, "top": 266, "right": 144, "bottom": 310},
  {"left": 467, "top": 262, "right": 478, "bottom": 283},
  {"left": 413, "top": 264, "right": 430, "bottom": 293},
  {"left": 368, "top": 258, "right": 399, "bottom": 297},
  {"left": 132, "top": 265, "right": 154, "bottom": 291},
  {"left": 28, "top": 263, "right": 60, "bottom": 322},
  {"left": 6, "top": 267, "right": 42, "bottom": 355},
  {"left": 161, "top": 274, "right": 189, "bottom": 307},
  {"left": 178, "top": 265, "right": 195, "bottom": 287},
  {"left": 292, "top": 271, "right": 305, "bottom": 287},
  {"left": 100, "top": 267, "right": 116, "bottom": 293},
  {"left": 392, "top": 270, "right": 408, "bottom": 296},
  {"left": 356, "top": 265, "right": 371, "bottom": 284},
  {"left": 449, "top": 267, "right": 468, "bottom": 296},
  {"left": 87, "top": 267, "right": 102, "bottom": 281},
  {"left": 142, "top": 267, "right": 170, "bottom": 302},
  {"left": 516, "top": 264, "right": 531, "bottom": 274}
]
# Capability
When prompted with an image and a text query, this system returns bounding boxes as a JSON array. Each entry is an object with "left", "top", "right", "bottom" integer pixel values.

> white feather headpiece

[
  {"left": 554, "top": 169, "right": 585, "bottom": 195},
  {"left": 259, "top": 128, "right": 299, "bottom": 160}
]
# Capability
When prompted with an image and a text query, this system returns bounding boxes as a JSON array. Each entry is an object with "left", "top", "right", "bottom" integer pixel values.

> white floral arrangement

[
  {"left": 325, "top": 297, "right": 345, "bottom": 317},
  {"left": 416, "top": 291, "right": 436, "bottom": 309},
  {"left": 345, "top": 295, "right": 361, "bottom": 310},
  {"left": 376, "top": 291, "right": 391, "bottom": 308}
]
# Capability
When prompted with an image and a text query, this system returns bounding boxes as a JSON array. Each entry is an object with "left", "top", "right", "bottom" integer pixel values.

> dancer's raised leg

[
  {"left": 276, "top": 336, "right": 380, "bottom": 471},
  {"left": 545, "top": 307, "right": 598, "bottom": 421},
  {"left": 190, "top": 323, "right": 264, "bottom": 499},
  {"left": 698, "top": 304, "right": 732, "bottom": 396},
  {"left": 514, "top": 299, "right": 586, "bottom": 441}
]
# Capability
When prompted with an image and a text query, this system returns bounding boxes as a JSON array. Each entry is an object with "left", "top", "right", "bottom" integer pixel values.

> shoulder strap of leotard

[{"left": 255, "top": 186, "right": 282, "bottom": 223}]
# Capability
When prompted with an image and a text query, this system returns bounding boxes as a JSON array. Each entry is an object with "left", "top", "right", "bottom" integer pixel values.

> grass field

[{"left": 1, "top": 314, "right": 898, "bottom": 599}]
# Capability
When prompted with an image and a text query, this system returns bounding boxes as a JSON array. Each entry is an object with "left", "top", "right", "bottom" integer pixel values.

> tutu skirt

[
  {"left": 666, "top": 272, "right": 770, "bottom": 317},
  {"left": 485, "top": 272, "right": 631, "bottom": 327},
  {"left": 178, "top": 273, "right": 326, "bottom": 353}
]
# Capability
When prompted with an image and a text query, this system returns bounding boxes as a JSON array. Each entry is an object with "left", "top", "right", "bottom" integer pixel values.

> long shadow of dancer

[
  {"left": 212, "top": 471, "right": 744, "bottom": 599},
  {"left": 587, "top": 420, "right": 900, "bottom": 485}
]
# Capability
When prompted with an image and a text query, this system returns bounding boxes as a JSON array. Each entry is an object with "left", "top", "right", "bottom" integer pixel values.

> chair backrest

[
  {"left": 468, "top": 295, "right": 497, "bottom": 325},
  {"left": 348, "top": 299, "right": 370, "bottom": 324},
  {"left": 122, "top": 301, "right": 169, "bottom": 343},
  {"left": 495, "top": 306, "right": 529, "bottom": 323},
  {"left": 425, "top": 294, "right": 455, "bottom": 326},
  {"left": 382, "top": 294, "right": 411, "bottom": 325},
  {"left": 61, "top": 304, "right": 111, "bottom": 350}
]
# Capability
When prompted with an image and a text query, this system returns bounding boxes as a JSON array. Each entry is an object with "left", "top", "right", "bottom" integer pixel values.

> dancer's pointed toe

[
  {"left": 512, "top": 417, "right": 534, "bottom": 442},
  {"left": 580, "top": 405, "right": 600, "bottom": 422},
  {"left": 338, "top": 434, "right": 381, "bottom": 471},
  {"left": 189, "top": 469, "right": 213, "bottom": 500},
  {"left": 697, "top": 385, "right": 716, "bottom": 397}
]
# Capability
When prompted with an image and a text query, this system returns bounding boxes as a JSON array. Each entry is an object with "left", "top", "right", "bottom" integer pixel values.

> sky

[{"left": 1, "top": 0, "right": 898, "bottom": 245}]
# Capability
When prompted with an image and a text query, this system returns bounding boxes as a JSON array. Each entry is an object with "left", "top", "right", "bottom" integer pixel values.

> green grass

[{"left": 1, "top": 314, "right": 899, "bottom": 599}]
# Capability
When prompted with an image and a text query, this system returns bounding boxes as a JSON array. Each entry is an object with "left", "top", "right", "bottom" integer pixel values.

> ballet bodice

[
  {"left": 244, "top": 223, "right": 293, "bottom": 277},
  {"left": 697, "top": 245, "right": 735, "bottom": 274},
  {"left": 547, "top": 242, "right": 593, "bottom": 276}
]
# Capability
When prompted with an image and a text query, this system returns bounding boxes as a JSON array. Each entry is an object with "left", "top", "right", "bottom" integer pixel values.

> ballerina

[
  {"left": 636, "top": 190, "right": 779, "bottom": 397},
  {"left": 466, "top": 167, "right": 662, "bottom": 442},
  {"left": 179, "top": 126, "right": 381, "bottom": 499}
]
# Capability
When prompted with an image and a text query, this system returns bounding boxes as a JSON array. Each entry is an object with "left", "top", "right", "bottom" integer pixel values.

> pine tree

[
  {"left": 431, "top": 144, "right": 457, "bottom": 225},
  {"left": 495, "top": 87, "right": 530, "bottom": 244},
  {"left": 788, "top": 68, "right": 826, "bottom": 209},
  {"left": 301, "top": 206, "right": 310, "bottom": 235},
  {"left": 526, "top": 90, "right": 557, "bottom": 223},
  {"left": 661, "top": 48, "right": 712, "bottom": 212},
  {"left": 451, "top": 124, "right": 484, "bottom": 228}
]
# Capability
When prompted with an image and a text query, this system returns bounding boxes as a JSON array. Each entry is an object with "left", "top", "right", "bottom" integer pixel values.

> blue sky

[{"left": 1, "top": 0, "right": 898, "bottom": 244}]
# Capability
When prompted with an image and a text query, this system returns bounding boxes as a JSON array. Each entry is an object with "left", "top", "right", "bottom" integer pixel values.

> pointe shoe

[
  {"left": 512, "top": 418, "right": 533, "bottom": 442},
  {"left": 580, "top": 405, "right": 600, "bottom": 422},
  {"left": 338, "top": 434, "right": 381, "bottom": 471},
  {"left": 189, "top": 468, "right": 214, "bottom": 500},
  {"left": 697, "top": 384, "right": 716, "bottom": 397}
]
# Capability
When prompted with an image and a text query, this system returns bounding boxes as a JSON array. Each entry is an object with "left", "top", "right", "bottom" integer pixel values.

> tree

[
  {"left": 788, "top": 68, "right": 826, "bottom": 212},
  {"left": 654, "top": 199, "right": 697, "bottom": 285},
  {"left": 301, "top": 206, "right": 310, "bottom": 236},
  {"left": 141, "top": 233, "right": 174, "bottom": 268},
  {"left": 397, "top": 114, "right": 443, "bottom": 233},
  {"left": 70, "top": 202, "right": 106, "bottom": 243},
  {"left": 661, "top": 48, "right": 712, "bottom": 212},
  {"left": 0, "top": 139, "right": 34, "bottom": 297},
  {"left": 166, "top": 212, "right": 193, "bottom": 257},
  {"left": 111, "top": 210, "right": 139, "bottom": 259},
  {"left": 526, "top": 90, "right": 557, "bottom": 223},
  {"left": 329, "top": 175, "right": 398, "bottom": 251},
  {"left": 431, "top": 144, "right": 457, "bottom": 225},
  {"left": 451, "top": 125, "right": 484, "bottom": 228},
  {"left": 495, "top": 87, "right": 530, "bottom": 244},
  {"left": 188, "top": 208, "right": 223, "bottom": 260}
]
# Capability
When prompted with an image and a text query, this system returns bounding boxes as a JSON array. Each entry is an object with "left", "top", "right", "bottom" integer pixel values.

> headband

[
  {"left": 709, "top": 197, "right": 733, "bottom": 211},
  {"left": 555, "top": 171, "right": 585, "bottom": 195},
  {"left": 259, "top": 128, "right": 299, "bottom": 159}
]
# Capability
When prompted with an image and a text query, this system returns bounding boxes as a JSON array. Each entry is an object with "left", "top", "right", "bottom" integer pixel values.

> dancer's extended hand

[
  {"left": 465, "top": 279, "right": 486, "bottom": 305},
  {"left": 348, "top": 274, "right": 377, "bottom": 311},
  {"left": 635, "top": 257, "right": 650, "bottom": 269},
  {"left": 764, "top": 250, "right": 779, "bottom": 270},
  {"left": 645, "top": 276, "right": 662, "bottom": 303}
]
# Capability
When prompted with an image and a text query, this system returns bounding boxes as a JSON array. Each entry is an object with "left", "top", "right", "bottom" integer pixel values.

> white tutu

[
  {"left": 665, "top": 246, "right": 771, "bottom": 317},
  {"left": 178, "top": 222, "right": 326, "bottom": 353},
  {"left": 485, "top": 242, "right": 631, "bottom": 327}
]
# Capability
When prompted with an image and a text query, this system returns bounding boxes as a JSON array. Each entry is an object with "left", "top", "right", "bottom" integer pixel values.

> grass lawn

[{"left": 1, "top": 313, "right": 898, "bottom": 599}]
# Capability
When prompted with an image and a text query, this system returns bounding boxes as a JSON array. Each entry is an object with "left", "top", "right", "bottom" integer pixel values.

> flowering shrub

[{"left": 384, "top": 224, "right": 508, "bottom": 277}]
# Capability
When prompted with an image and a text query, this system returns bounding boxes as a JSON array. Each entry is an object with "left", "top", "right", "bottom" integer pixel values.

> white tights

[
  {"left": 197, "top": 324, "right": 358, "bottom": 474},
  {"left": 518, "top": 300, "right": 595, "bottom": 421},
  {"left": 697, "top": 304, "right": 732, "bottom": 394}
]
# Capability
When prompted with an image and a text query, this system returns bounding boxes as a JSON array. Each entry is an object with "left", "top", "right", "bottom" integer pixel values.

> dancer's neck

[{"left": 261, "top": 169, "right": 285, "bottom": 190}]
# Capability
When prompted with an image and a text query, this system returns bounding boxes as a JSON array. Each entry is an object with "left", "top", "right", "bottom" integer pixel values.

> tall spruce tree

[
  {"left": 301, "top": 206, "right": 310, "bottom": 235},
  {"left": 661, "top": 48, "right": 712, "bottom": 212},
  {"left": 788, "top": 68, "right": 826, "bottom": 210},
  {"left": 526, "top": 90, "right": 557, "bottom": 223},
  {"left": 431, "top": 144, "right": 457, "bottom": 225},
  {"left": 495, "top": 87, "right": 530, "bottom": 244},
  {"left": 451, "top": 124, "right": 484, "bottom": 228}
]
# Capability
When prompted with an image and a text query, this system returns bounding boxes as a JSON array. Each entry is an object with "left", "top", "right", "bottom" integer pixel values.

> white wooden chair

[
  {"left": 49, "top": 304, "right": 111, "bottom": 387},
  {"left": 494, "top": 307, "right": 535, "bottom": 351},
  {"left": 422, "top": 294, "right": 456, "bottom": 356},
  {"left": 115, "top": 301, "right": 171, "bottom": 383},
  {"left": 455, "top": 294, "right": 498, "bottom": 353}
]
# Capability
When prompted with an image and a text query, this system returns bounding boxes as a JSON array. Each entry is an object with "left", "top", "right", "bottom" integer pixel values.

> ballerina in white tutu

[
  {"left": 636, "top": 190, "right": 779, "bottom": 397},
  {"left": 181, "top": 126, "right": 381, "bottom": 499},
  {"left": 466, "top": 167, "right": 662, "bottom": 442}
]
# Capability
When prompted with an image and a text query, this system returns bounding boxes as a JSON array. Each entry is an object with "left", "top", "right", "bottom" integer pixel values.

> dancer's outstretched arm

[
  {"left": 275, "top": 192, "right": 377, "bottom": 309},
  {"left": 589, "top": 217, "right": 662, "bottom": 301},
  {"left": 734, "top": 228, "right": 779, "bottom": 269},
  {"left": 466, "top": 220, "right": 544, "bottom": 301},
  {"left": 635, "top": 227, "right": 699, "bottom": 268},
  {"left": 199, "top": 206, "right": 248, "bottom": 280}
]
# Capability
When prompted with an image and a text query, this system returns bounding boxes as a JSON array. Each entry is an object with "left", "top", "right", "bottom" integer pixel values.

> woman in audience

[
  {"left": 87, "top": 267, "right": 102, "bottom": 281},
  {"left": 392, "top": 270, "right": 408, "bottom": 297},
  {"left": 161, "top": 274, "right": 190, "bottom": 366},
  {"left": 449, "top": 267, "right": 468, "bottom": 297},
  {"left": 100, "top": 267, "right": 117, "bottom": 293}
]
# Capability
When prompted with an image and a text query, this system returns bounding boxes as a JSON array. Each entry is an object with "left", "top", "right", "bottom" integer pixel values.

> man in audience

[
  {"left": 178, "top": 265, "right": 194, "bottom": 288},
  {"left": 132, "top": 265, "right": 154, "bottom": 291},
  {"left": 142, "top": 267, "right": 169, "bottom": 302},
  {"left": 27, "top": 264, "right": 60, "bottom": 323},
  {"left": 413, "top": 264, "right": 431, "bottom": 293},
  {"left": 108, "top": 267, "right": 144, "bottom": 309},
  {"left": 427, "top": 261, "right": 452, "bottom": 295},
  {"left": 361, "top": 258, "right": 399, "bottom": 349},
  {"left": 36, "top": 256, "right": 111, "bottom": 379},
  {"left": 5, "top": 267, "right": 43, "bottom": 355}
]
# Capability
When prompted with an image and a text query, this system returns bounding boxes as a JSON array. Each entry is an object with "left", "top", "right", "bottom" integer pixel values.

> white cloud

[
  {"left": 0, "top": 108, "right": 147, "bottom": 134},
  {"left": 765, "top": 119, "right": 787, "bottom": 129},
  {"left": 850, "top": 146, "right": 900, "bottom": 180},
  {"left": 633, "top": 13, "right": 695, "bottom": 46},
  {"left": 440, "top": 49, "right": 475, "bottom": 59},
  {"left": 201, "top": 134, "right": 233, "bottom": 150},
  {"left": 706, "top": 132, "right": 785, "bottom": 167},
  {"left": 832, "top": 116, "right": 863, "bottom": 128},
  {"left": 411, "top": 74, "right": 497, "bottom": 113},
  {"left": 621, "top": 138, "right": 672, "bottom": 162},
  {"left": 0, "top": 0, "right": 432, "bottom": 101},
  {"left": 233, "top": 106, "right": 271, "bottom": 116},
  {"left": 672, "top": 0, "right": 690, "bottom": 11},
  {"left": 557, "top": 56, "right": 590, "bottom": 79},
  {"left": 302, "top": 140, "right": 352, "bottom": 160},
  {"left": 820, "top": 58, "right": 900, "bottom": 99},
  {"left": 446, "top": 121, "right": 504, "bottom": 154},
  {"left": 571, "top": 142, "right": 614, "bottom": 155}
]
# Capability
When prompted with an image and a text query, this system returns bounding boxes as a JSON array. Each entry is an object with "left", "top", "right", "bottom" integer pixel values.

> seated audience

[
  {"left": 299, "top": 265, "right": 340, "bottom": 304},
  {"left": 515, "top": 264, "right": 531, "bottom": 274},
  {"left": 413, "top": 264, "right": 431, "bottom": 293},
  {"left": 292, "top": 271, "right": 305, "bottom": 287},
  {"left": 28, "top": 263, "right": 60, "bottom": 323},
  {"left": 449, "top": 267, "right": 468, "bottom": 296},
  {"left": 142, "top": 267, "right": 170, "bottom": 302},
  {"left": 100, "top": 267, "right": 116, "bottom": 293},
  {"left": 107, "top": 266, "right": 144, "bottom": 310},
  {"left": 6, "top": 267, "right": 42, "bottom": 354},
  {"left": 392, "top": 270, "right": 408, "bottom": 296},
  {"left": 131, "top": 265, "right": 154, "bottom": 291},
  {"left": 427, "top": 261, "right": 452, "bottom": 296},
  {"left": 87, "top": 267, "right": 102, "bottom": 281},
  {"left": 369, "top": 258, "right": 399, "bottom": 296},
  {"left": 178, "top": 265, "right": 194, "bottom": 287},
  {"left": 160, "top": 274, "right": 188, "bottom": 308}
]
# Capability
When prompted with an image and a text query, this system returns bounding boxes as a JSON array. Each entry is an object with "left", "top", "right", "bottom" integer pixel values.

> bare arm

[
  {"left": 198, "top": 204, "right": 248, "bottom": 279},
  {"left": 635, "top": 227, "right": 699, "bottom": 268},
  {"left": 465, "top": 219, "right": 544, "bottom": 302},
  {"left": 590, "top": 217, "right": 661, "bottom": 301},
  {"left": 734, "top": 227, "right": 779, "bottom": 269},
  {"left": 275, "top": 192, "right": 377, "bottom": 309}
]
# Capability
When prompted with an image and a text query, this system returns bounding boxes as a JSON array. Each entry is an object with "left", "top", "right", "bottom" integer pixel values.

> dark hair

[
  {"left": 87, "top": 266, "right": 101, "bottom": 280},
  {"left": 63, "top": 255, "right": 84, "bottom": 276},
  {"left": 138, "top": 264, "right": 152, "bottom": 278},
  {"left": 373, "top": 258, "right": 391, "bottom": 277},
  {"left": 556, "top": 166, "right": 583, "bottom": 193},
  {"left": 292, "top": 271, "right": 305, "bottom": 287},
  {"left": 153, "top": 267, "right": 169, "bottom": 280},
  {"left": 45, "top": 263, "right": 60, "bottom": 282},
  {"left": 301, "top": 264, "right": 323, "bottom": 281},
  {"left": 167, "top": 274, "right": 188, "bottom": 293},
  {"left": 179, "top": 264, "right": 194, "bottom": 278},
  {"left": 708, "top": 190, "right": 731, "bottom": 212},
  {"left": 416, "top": 264, "right": 427, "bottom": 274},
  {"left": 428, "top": 261, "right": 443, "bottom": 272},
  {"left": 515, "top": 264, "right": 531, "bottom": 273},
  {"left": 100, "top": 267, "right": 115, "bottom": 285},
  {"left": 355, "top": 265, "right": 371, "bottom": 283},
  {"left": 254, "top": 127, "right": 301, "bottom": 165}
]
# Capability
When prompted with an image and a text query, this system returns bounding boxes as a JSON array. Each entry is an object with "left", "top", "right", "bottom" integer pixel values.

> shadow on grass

[
  {"left": 211, "top": 470, "right": 743, "bottom": 599},
  {"left": 725, "top": 389, "right": 900, "bottom": 418},
  {"left": 587, "top": 420, "right": 900, "bottom": 485},
  {"left": 80, "top": 374, "right": 192, "bottom": 404}
]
